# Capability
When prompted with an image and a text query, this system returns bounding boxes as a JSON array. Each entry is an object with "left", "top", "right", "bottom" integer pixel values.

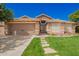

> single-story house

[{"left": 0, "top": 14, "right": 79, "bottom": 35}]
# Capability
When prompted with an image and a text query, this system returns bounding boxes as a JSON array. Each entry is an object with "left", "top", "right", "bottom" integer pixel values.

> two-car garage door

[{"left": 8, "top": 23, "right": 35, "bottom": 35}]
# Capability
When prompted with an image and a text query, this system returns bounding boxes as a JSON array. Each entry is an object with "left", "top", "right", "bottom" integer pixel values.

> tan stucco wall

[
  {"left": 46, "top": 22, "right": 75, "bottom": 35},
  {"left": 64, "top": 23, "right": 75, "bottom": 34},
  {"left": 46, "top": 23, "right": 64, "bottom": 35},
  {"left": 46, "top": 23, "right": 53, "bottom": 34}
]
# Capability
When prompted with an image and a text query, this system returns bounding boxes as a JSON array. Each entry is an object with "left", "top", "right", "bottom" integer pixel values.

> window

[{"left": 51, "top": 24, "right": 60, "bottom": 31}]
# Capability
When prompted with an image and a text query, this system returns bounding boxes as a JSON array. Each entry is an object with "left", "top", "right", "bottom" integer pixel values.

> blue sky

[{"left": 6, "top": 3, "right": 79, "bottom": 21}]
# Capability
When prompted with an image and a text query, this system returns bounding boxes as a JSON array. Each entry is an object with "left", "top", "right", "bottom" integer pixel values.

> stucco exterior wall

[
  {"left": 64, "top": 24, "right": 75, "bottom": 34},
  {"left": 46, "top": 22, "right": 64, "bottom": 35}
]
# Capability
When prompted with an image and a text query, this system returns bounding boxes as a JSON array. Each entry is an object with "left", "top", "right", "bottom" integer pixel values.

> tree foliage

[
  {"left": 69, "top": 10, "right": 79, "bottom": 22},
  {"left": 0, "top": 3, "right": 14, "bottom": 22}
]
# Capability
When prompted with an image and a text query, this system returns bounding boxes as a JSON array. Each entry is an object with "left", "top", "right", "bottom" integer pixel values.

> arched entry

[
  {"left": 40, "top": 20, "right": 47, "bottom": 34},
  {"left": 75, "top": 26, "right": 79, "bottom": 33}
]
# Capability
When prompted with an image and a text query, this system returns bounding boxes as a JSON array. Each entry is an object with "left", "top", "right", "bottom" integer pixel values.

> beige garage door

[{"left": 8, "top": 23, "right": 35, "bottom": 35}]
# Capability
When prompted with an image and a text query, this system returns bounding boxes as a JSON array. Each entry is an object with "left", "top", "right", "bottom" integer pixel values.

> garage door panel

[{"left": 8, "top": 23, "right": 35, "bottom": 35}]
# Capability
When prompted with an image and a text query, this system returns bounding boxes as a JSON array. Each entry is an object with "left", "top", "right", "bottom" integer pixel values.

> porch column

[{"left": 35, "top": 22, "right": 40, "bottom": 35}]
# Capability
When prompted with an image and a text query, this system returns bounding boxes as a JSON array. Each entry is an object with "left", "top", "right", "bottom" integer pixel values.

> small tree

[
  {"left": 0, "top": 3, "right": 14, "bottom": 22},
  {"left": 69, "top": 10, "right": 79, "bottom": 22}
]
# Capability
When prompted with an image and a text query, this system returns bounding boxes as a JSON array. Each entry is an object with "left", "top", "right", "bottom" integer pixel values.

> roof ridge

[{"left": 35, "top": 13, "right": 53, "bottom": 19}]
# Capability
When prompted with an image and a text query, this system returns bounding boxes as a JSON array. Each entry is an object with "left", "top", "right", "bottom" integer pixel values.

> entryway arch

[{"left": 40, "top": 20, "right": 47, "bottom": 34}]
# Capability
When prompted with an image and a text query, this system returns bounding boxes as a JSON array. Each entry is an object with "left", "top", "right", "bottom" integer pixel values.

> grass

[
  {"left": 21, "top": 37, "right": 44, "bottom": 56},
  {"left": 22, "top": 35, "right": 79, "bottom": 56},
  {"left": 46, "top": 36, "right": 79, "bottom": 56}
]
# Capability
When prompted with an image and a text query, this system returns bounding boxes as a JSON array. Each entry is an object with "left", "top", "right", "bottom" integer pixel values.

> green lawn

[
  {"left": 22, "top": 36, "right": 79, "bottom": 56},
  {"left": 22, "top": 37, "right": 44, "bottom": 56},
  {"left": 46, "top": 36, "right": 79, "bottom": 56}
]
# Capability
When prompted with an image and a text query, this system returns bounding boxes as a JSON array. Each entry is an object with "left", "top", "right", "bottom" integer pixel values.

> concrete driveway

[{"left": 0, "top": 35, "right": 35, "bottom": 56}]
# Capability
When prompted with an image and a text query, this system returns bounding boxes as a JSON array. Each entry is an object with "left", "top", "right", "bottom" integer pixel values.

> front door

[{"left": 40, "top": 20, "right": 47, "bottom": 34}]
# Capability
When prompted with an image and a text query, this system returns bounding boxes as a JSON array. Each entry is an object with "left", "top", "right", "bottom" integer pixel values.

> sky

[{"left": 6, "top": 3, "right": 79, "bottom": 21}]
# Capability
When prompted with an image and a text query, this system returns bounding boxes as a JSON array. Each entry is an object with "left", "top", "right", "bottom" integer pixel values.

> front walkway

[
  {"left": 0, "top": 35, "right": 35, "bottom": 56},
  {"left": 38, "top": 35, "right": 58, "bottom": 56}
]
